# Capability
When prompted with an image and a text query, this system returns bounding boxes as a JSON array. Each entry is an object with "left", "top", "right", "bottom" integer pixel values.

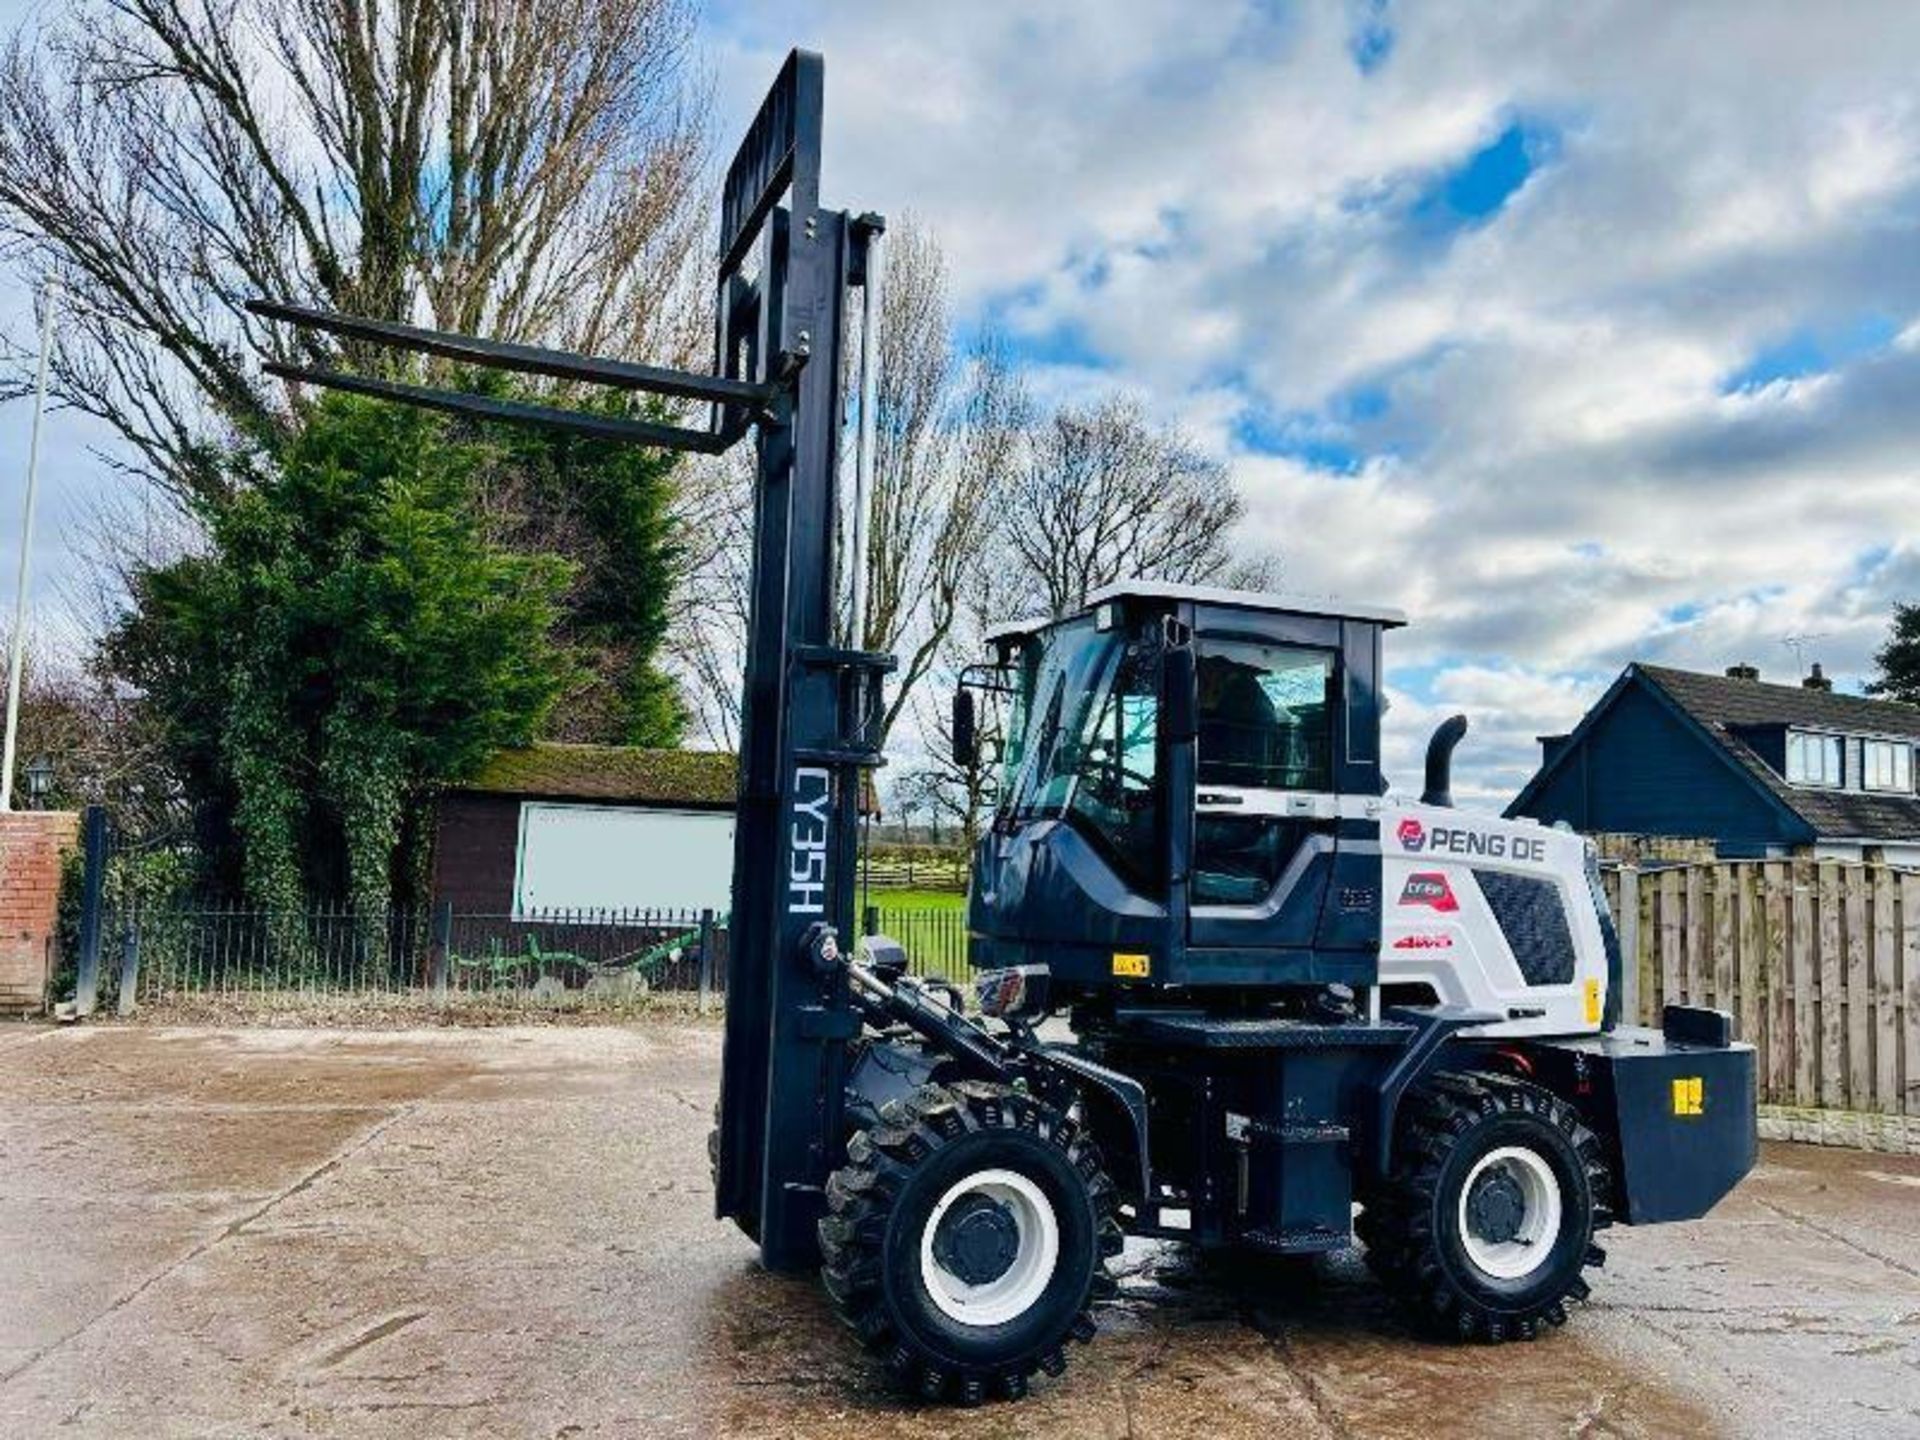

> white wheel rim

[
  {"left": 1458, "top": 1145, "right": 1563, "bottom": 1281},
  {"left": 919, "top": 1168, "right": 1060, "bottom": 1327}
]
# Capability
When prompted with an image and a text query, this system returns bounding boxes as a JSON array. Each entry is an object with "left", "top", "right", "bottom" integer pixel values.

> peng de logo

[
  {"left": 788, "top": 767, "right": 831, "bottom": 916},
  {"left": 1400, "top": 872, "right": 1459, "bottom": 913},
  {"left": 1396, "top": 818, "right": 1427, "bottom": 852}
]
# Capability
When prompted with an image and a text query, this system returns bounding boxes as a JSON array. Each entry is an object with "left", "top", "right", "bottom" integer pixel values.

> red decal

[
  {"left": 1396, "top": 818, "right": 1427, "bottom": 852},
  {"left": 1391, "top": 932, "right": 1455, "bottom": 950},
  {"left": 1399, "top": 872, "right": 1458, "bottom": 913}
]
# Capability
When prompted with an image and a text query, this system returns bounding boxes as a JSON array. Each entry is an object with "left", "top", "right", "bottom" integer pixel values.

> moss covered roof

[{"left": 458, "top": 744, "right": 737, "bottom": 806}]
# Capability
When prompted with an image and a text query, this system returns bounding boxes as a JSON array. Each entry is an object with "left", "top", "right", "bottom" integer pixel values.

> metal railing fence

[{"left": 88, "top": 902, "right": 977, "bottom": 1016}]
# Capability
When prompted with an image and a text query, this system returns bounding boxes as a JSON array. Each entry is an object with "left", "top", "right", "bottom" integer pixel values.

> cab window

[
  {"left": 1066, "top": 642, "right": 1160, "bottom": 889},
  {"left": 1197, "top": 641, "right": 1334, "bottom": 791}
]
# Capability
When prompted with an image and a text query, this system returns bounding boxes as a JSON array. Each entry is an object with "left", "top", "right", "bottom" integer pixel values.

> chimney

[
  {"left": 1803, "top": 662, "right": 1833, "bottom": 692},
  {"left": 1725, "top": 663, "right": 1759, "bottom": 681}
]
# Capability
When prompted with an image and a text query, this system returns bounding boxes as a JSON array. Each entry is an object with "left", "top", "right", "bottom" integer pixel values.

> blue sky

[
  {"left": 704, "top": 0, "right": 1920, "bottom": 804},
  {"left": 2, "top": 1, "right": 1919, "bottom": 808}
]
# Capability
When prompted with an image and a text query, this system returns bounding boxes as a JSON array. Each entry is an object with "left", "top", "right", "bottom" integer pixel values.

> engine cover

[{"left": 1378, "top": 804, "right": 1611, "bottom": 1038}]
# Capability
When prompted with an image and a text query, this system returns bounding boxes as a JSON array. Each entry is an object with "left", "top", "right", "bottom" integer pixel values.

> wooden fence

[
  {"left": 861, "top": 845, "right": 968, "bottom": 892},
  {"left": 1602, "top": 861, "right": 1920, "bottom": 1117}
]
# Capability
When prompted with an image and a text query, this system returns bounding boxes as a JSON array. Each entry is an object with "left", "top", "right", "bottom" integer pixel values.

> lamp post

[
  {"left": 22, "top": 754, "right": 51, "bottom": 810},
  {"left": 1, "top": 282, "right": 57, "bottom": 811}
]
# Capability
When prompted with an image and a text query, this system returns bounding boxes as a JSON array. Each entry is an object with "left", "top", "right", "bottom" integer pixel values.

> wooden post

[
  {"left": 1763, "top": 861, "right": 1790, "bottom": 1105},
  {"left": 1638, "top": 865, "right": 1657, "bottom": 1024},
  {"left": 1872, "top": 867, "right": 1899, "bottom": 1115},
  {"left": 1618, "top": 866, "right": 1641, "bottom": 1026},
  {"left": 1845, "top": 865, "right": 1871, "bottom": 1110},
  {"left": 1792, "top": 862, "right": 1818, "bottom": 1107},
  {"left": 1902, "top": 872, "right": 1920, "bottom": 1118},
  {"left": 1712, "top": 864, "right": 1736, "bottom": 1018},
  {"left": 1660, "top": 869, "right": 1683, "bottom": 1014},
  {"left": 1684, "top": 866, "right": 1706, "bottom": 1007},
  {"left": 1735, "top": 864, "right": 1761, "bottom": 1058},
  {"left": 1819, "top": 863, "right": 1846, "bottom": 1111}
]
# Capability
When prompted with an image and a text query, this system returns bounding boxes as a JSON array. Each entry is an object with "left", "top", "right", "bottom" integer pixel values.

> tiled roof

[
  {"left": 1637, "top": 665, "right": 1920, "bottom": 840},
  {"left": 457, "top": 744, "right": 736, "bottom": 806},
  {"left": 1637, "top": 665, "right": 1920, "bottom": 740}
]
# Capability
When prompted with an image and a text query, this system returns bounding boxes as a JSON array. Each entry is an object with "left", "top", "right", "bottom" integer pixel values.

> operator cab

[{"left": 962, "top": 580, "right": 1405, "bottom": 999}]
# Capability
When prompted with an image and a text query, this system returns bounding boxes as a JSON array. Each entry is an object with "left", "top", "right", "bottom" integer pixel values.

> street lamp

[
  {"left": 23, "top": 755, "right": 52, "bottom": 809},
  {"left": 1, "top": 281, "right": 57, "bottom": 812}
]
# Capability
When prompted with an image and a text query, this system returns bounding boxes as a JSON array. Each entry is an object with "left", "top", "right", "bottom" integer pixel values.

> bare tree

[
  {"left": 998, "top": 395, "right": 1255, "bottom": 619},
  {"left": 669, "top": 217, "right": 1026, "bottom": 751},
  {"left": 908, "top": 677, "right": 1003, "bottom": 850},
  {"left": 665, "top": 445, "right": 753, "bottom": 749},
  {"left": 887, "top": 764, "right": 963, "bottom": 847},
  {"left": 852, "top": 218, "right": 1024, "bottom": 745},
  {"left": 0, "top": 0, "right": 708, "bottom": 502}
]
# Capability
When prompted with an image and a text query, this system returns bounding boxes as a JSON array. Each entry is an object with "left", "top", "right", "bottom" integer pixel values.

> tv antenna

[{"left": 1780, "top": 633, "right": 1829, "bottom": 671}]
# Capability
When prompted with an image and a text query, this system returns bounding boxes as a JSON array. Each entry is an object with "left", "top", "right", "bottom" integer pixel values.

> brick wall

[{"left": 0, "top": 811, "right": 78, "bottom": 1014}]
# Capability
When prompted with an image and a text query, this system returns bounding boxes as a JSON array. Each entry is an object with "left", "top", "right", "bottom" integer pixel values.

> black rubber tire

[
  {"left": 817, "top": 1080, "right": 1122, "bottom": 1404},
  {"left": 1357, "top": 1069, "right": 1612, "bottom": 1342}
]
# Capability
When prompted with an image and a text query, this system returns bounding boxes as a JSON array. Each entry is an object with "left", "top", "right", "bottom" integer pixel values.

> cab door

[{"left": 1185, "top": 630, "right": 1343, "bottom": 953}]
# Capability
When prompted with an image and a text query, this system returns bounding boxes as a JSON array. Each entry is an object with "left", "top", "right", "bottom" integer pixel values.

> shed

[{"left": 430, "top": 744, "right": 737, "bottom": 916}]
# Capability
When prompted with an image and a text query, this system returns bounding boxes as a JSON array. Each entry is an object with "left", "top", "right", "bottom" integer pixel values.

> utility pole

[{"left": 1, "top": 282, "right": 57, "bottom": 812}]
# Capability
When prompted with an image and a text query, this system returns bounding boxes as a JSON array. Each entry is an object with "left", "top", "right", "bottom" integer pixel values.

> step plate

[
  {"left": 1124, "top": 1014, "right": 1415, "bottom": 1050},
  {"left": 1240, "top": 1225, "right": 1350, "bottom": 1255}
]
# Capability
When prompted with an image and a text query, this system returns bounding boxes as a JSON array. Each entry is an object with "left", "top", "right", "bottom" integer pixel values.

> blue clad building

[{"left": 1507, "top": 662, "right": 1920, "bottom": 866}]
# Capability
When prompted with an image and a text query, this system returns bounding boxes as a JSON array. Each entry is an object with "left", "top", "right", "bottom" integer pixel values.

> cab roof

[{"left": 984, "top": 580, "right": 1408, "bottom": 645}]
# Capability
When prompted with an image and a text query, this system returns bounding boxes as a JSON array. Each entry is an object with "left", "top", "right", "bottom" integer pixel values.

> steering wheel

[{"left": 1084, "top": 762, "right": 1157, "bottom": 810}]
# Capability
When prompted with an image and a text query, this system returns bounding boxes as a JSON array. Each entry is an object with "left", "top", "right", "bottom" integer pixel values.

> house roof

[
  {"left": 1634, "top": 665, "right": 1920, "bottom": 840},
  {"left": 457, "top": 744, "right": 736, "bottom": 807}
]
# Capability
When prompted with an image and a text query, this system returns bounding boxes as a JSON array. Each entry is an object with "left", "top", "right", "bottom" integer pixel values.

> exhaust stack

[{"left": 1421, "top": 714, "right": 1469, "bottom": 808}]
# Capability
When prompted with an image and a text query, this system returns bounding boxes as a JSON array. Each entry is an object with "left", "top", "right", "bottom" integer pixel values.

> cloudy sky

[
  {"left": 0, "top": 1, "right": 1914, "bottom": 808},
  {"left": 704, "top": 0, "right": 1920, "bottom": 805}
]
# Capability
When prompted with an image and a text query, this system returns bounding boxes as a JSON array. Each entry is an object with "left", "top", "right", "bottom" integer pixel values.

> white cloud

[{"left": 707, "top": 0, "right": 1920, "bottom": 801}]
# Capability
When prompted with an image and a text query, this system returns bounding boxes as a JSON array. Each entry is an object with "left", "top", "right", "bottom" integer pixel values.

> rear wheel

[
  {"left": 818, "top": 1081, "right": 1122, "bottom": 1404},
  {"left": 1358, "top": 1070, "right": 1610, "bottom": 1342}
]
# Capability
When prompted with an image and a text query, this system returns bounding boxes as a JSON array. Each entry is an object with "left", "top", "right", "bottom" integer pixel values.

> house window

[
  {"left": 1862, "top": 739, "right": 1914, "bottom": 793},
  {"left": 1785, "top": 730, "right": 1842, "bottom": 787}
]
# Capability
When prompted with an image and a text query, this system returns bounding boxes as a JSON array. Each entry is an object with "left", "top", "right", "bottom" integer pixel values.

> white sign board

[{"left": 514, "top": 802, "right": 734, "bottom": 916}]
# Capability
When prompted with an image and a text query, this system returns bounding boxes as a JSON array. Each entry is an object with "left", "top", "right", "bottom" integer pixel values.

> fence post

[
  {"left": 116, "top": 922, "right": 141, "bottom": 1018},
  {"left": 1618, "top": 866, "right": 1640, "bottom": 1025},
  {"left": 697, "top": 909, "right": 715, "bottom": 1015},
  {"left": 73, "top": 804, "right": 109, "bottom": 1017},
  {"left": 863, "top": 903, "right": 879, "bottom": 937},
  {"left": 429, "top": 901, "right": 453, "bottom": 1004}
]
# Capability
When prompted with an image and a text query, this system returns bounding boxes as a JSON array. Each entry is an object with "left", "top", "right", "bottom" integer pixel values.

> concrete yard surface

[{"left": 1, "top": 1022, "right": 1917, "bottom": 1438}]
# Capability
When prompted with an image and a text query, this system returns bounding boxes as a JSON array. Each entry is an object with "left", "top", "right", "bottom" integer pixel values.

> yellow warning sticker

[
  {"left": 1583, "top": 978, "right": 1602, "bottom": 1025},
  {"left": 1112, "top": 952, "right": 1150, "bottom": 979},
  {"left": 1671, "top": 1076, "right": 1704, "bottom": 1116}
]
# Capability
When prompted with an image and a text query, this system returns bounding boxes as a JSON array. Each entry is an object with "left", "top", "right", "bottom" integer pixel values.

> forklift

[{"left": 253, "top": 48, "right": 1757, "bottom": 1407}]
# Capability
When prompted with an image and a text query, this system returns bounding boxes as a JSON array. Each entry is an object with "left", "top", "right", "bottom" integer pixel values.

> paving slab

[{"left": 1, "top": 1023, "right": 1915, "bottom": 1437}]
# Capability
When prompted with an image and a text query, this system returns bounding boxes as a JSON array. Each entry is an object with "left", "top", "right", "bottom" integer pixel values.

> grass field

[{"left": 868, "top": 888, "right": 965, "bottom": 918}]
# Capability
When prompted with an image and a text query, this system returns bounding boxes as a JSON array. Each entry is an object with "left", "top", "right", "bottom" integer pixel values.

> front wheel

[
  {"left": 818, "top": 1080, "right": 1121, "bottom": 1404},
  {"left": 1358, "top": 1070, "right": 1611, "bottom": 1342}
]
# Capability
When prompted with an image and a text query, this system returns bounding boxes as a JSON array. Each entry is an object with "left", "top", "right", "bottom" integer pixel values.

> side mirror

[
  {"left": 1162, "top": 644, "right": 1197, "bottom": 743},
  {"left": 952, "top": 686, "right": 977, "bottom": 769}
]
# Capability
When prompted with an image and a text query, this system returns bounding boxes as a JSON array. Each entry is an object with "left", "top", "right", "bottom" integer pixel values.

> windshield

[{"left": 998, "top": 620, "right": 1119, "bottom": 819}]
